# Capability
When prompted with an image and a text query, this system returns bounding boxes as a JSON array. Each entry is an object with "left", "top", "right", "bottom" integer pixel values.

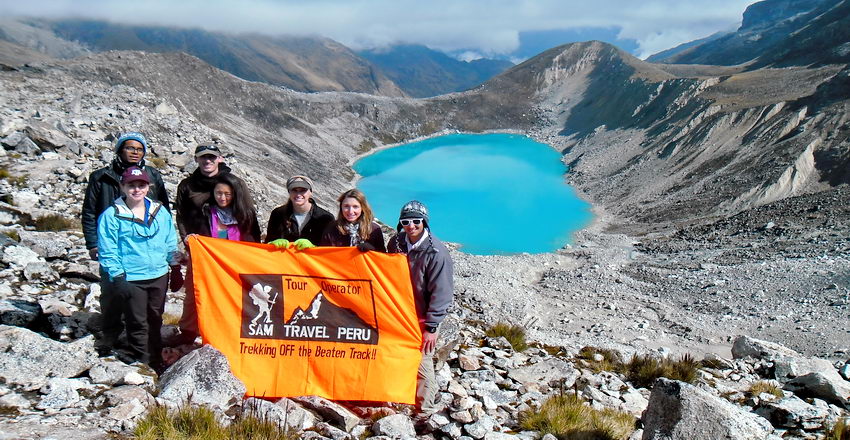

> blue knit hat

[{"left": 114, "top": 132, "right": 148, "bottom": 156}]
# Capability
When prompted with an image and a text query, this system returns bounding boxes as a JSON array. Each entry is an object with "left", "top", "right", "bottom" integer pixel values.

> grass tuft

[
  {"left": 826, "top": 418, "right": 850, "bottom": 440},
  {"left": 485, "top": 322, "right": 528, "bottom": 352},
  {"left": 3, "top": 230, "right": 20, "bottom": 242},
  {"left": 34, "top": 214, "right": 78, "bottom": 232},
  {"left": 624, "top": 353, "right": 699, "bottom": 389},
  {"left": 578, "top": 346, "right": 625, "bottom": 373},
  {"left": 748, "top": 380, "right": 783, "bottom": 399},
  {"left": 0, "top": 167, "right": 29, "bottom": 187},
  {"left": 520, "top": 392, "right": 635, "bottom": 440},
  {"left": 134, "top": 404, "right": 299, "bottom": 440}
]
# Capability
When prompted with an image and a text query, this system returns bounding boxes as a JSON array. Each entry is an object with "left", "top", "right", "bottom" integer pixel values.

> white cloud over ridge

[{"left": 0, "top": 0, "right": 756, "bottom": 59}]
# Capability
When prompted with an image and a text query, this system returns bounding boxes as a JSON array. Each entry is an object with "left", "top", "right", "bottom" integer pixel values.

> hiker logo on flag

[{"left": 240, "top": 274, "right": 379, "bottom": 344}]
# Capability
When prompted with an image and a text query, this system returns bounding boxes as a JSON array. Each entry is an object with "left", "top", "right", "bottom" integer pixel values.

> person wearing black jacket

[
  {"left": 320, "top": 188, "right": 386, "bottom": 252},
  {"left": 81, "top": 132, "right": 172, "bottom": 359},
  {"left": 168, "top": 144, "right": 252, "bottom": 346},
  {"left": 265, "top": 175, "right": 334, "bottom": 248},
  {"left": 81, "top": 132, "right": 169, "bottom": 260}
]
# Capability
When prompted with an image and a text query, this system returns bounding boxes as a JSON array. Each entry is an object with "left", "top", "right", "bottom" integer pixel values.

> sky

[{"left": 0, "top": 0, "right": 757, "bottom": 60}]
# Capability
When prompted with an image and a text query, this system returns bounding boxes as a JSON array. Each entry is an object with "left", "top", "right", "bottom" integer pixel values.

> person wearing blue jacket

[{"left": 97, "top": 166, "right": 180, "bottom": 372}]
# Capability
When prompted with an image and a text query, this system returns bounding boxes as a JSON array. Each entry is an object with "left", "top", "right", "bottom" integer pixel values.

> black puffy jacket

[{"left": 81, "top": 159, "right": 168, "bottom": 250}]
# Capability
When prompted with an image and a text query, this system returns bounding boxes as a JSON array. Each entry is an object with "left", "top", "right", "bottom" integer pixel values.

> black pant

[{"left": 100, "top": 271, "right": 168, "bottom": 366}]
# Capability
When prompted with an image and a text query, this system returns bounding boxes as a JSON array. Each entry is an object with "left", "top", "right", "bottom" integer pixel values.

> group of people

[{"left": 81, "top": 132, "right": 453, "bottom": 412}]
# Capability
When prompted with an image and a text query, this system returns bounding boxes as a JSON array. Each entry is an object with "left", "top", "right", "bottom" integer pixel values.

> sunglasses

[{"left": 400, "top": 218, "right": 423, "bottom": 226}]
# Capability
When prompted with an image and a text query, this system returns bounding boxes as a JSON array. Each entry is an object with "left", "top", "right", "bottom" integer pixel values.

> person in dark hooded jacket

[
  {"left": 81, "top": 132, "right": 169, "bottom": 260},
  {"left": 387, "top": 200, "right": 453, "bottom": 414},
  {"left": 167, "top": 144, "right": 252, "bottom": 346},
  {"left": 82, "top": 132, "right": 172, "bottom": 360}
]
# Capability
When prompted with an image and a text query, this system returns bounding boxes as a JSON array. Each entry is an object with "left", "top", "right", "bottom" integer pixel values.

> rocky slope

[
  {"left": 359, "top": 44, "right": 514, "bottom": 98},
  {"left": 650, "top": 0, "right": 850, "bottom": 68},
  {"left": 0, "top": 17, "right": 406, "bottom": 97}
]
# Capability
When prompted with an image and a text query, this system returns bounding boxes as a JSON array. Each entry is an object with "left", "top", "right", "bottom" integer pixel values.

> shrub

[
  {"left": 34, "top": 214, "right": 77, "bottom": 232},
  {"left": 0, "top": 167, "right": 29, "bottom": 187},
  {"left": 578, "top": 346, "right": 625, "bottom": 373},
  {"left": 748, "top": 380, "right": 783, "bottom": 399},
  {"left": 147, "top": 156, "right": 167, "bottom": 169},
  {"left": 520, "top": 392, "right": 635, "bottom": 440},
  {"left": 625, "top": 353, "right": 699, "bottom": 389},
  {"left": 485, "top": 322, "right": 528, "bottom": 352},
  {"left": 134, "top": 404, "right": 299, "bottom": 440},
  {"left": 2, "top": 230, "right": 20, "bottom": 242},
  {"left": 826, "top": 418, "right": 849, "bottom": 440}
]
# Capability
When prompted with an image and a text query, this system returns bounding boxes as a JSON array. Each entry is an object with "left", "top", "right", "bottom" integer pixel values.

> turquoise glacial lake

[{"left": 354, "top": 133, "right": 593, "bottom": 255}]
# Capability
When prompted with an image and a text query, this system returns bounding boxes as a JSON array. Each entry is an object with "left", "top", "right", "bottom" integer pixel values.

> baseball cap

[
  {"left": 194, "top": 144, "right": 222, "bottom": 158},
  {"left": 286, "top": 175, "right": 313, "bottom": 191},
  {"left": 121, "top": 166, "right": 150, "bottom": 184}
]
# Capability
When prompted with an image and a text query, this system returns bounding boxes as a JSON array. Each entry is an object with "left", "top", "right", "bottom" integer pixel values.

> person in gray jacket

[{"left": 388, "top": 200, "right": 453, "bottom": 414}]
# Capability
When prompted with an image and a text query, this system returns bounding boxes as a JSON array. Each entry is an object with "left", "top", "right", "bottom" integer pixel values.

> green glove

[
  {"left": 293, "top": 238, "right": 316, "bottom": 250},
  {"left": 270, "top": 239, "right": 290, "bottom": 249}
]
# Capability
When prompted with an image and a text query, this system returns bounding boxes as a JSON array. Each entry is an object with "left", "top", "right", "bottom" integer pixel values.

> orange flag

[{"left": 188, "top": 235, "right": 422, "bottom": 403}]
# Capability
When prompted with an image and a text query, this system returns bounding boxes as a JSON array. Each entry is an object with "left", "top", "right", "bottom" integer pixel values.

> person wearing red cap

[{"left": 96, "top": 166, "right": 179, "bottom": 373}]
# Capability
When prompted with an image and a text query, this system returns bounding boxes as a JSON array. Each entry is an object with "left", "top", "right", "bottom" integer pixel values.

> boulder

[
  {"left": 465, "top": 415, "right": 496, "bottom": 439},
  {"left": 507, "top": 358, "right": 579, "bottom": 391},
  {"left": 642, "top": 378, "right": 774, "bottom": 440},
  {"left": 0, "top": 325, "right": 98, "bottom": 389},
  {"left": 754, "top": 395, "right": 828, "bottom": 429},
  {"left": 24, "top": 261, "right": 59, "bottom": 282},
  {"left": 0, "top": 392, "right": 31, "bottom": 410},
  {"left": 732, "top": 335, "right": 836, "bottom": 383},
  {"left": 158, "top": 345, "right": 245, "bottom": 411},
  {"left": 0, "top": 299, "right": 42, "bottom": 327},
  {"left": 102, "top": 385, "right": 155, "bottom": 408},
  {"left": 372, "top": 413, "right": 416, "bottom": 438},
  {"left": 785, "top": 371, "right": 850, "bottom": 408},
  {"left": 243, "top": 397, "right": 317, "bottom": 431},
  {"left": 291, "top": 395, "right": 360, "bottom": 432},
  {"left": 2, "top": 245, "right": 41, "bottom": 269},
  {"left": 18, "top": 231, "right": 73, "bottom": 259},
  {"left": 36, "top": 378, "right": 91, "bottom": 410}
]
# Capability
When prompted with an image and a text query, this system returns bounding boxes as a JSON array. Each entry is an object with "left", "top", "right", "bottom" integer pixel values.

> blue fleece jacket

[{"left": 97, "top": 197, "right": 178, "bottom": 281}]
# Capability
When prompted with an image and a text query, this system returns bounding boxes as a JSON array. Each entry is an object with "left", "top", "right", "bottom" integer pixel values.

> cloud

[{"left": 0, "top": 0, "right": 756, "bottom": 58}]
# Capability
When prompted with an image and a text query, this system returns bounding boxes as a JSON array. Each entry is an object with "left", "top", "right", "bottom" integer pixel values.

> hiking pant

[
  {"left": 417, "top": 350, "right": 438, "bottom": 413},
  {"left": 102, "top": 272, "right": 167, "bottom": 366}
]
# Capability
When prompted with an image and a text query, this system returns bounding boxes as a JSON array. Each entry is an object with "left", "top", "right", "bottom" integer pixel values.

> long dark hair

[
  {"left": 334, "top": 189, "right": 374, "bottom": 241},
  {"left": 213, "top": 173, "right": 257, "bottom": 231}
]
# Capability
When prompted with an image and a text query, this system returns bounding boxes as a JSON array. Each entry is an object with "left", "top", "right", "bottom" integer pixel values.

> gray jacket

[{"left": 388, "top": 231, "right": 454, "bottom": 328}]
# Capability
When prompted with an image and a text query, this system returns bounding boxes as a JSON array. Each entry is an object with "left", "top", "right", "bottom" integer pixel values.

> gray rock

[
  {"left": 107, "top": 398, "right": 147, "bottom": 421},
  {"left": 0, "top": 299, "right": 42, "bottom": 327},
  {"left": 465, "top": 415, "right": 496, "bottom": 439},
  {"left": 243, "top": 397, "right": 317, "bottom": 431},
  {"left": 292, "top": 395, "right": 360, "bottom": 432},
  {"left": 484, "top": 433, "right": 518, "bottom": 440},
  {"left": 15, "top": 137, "right": 41, "bottom": 156},
  {"left": 754, "top": 395, "right": 828, "bottom": 429},
  {"left": 642, "top": 378, "right": 774, "bottom": 440},
  {"left": 11, "top": 191, "right": 39, "bottom": 209},
  {"left": 442, "top": 422, "right": 463, "bottom": 438},
  {"left": 2, "top": 245, "right": 41, "bottom": 269},
  {"left": 0, "top": 392, "right": 32, "bottom": 410},
  {"left": 90, "top": 359, "right": 155, "bottom": 391},
  {"left": 158, "top": 345, "right": 246, "bottom": 411},
  {"left": 785, "top": 371, "right": 850, "bottom": 408},
  {"left": 36, "top": 378, "right": 89, "bottom": 410},
  {"left": 1, "top": 132, "right": 26, "bottom": 148},
  {"left": 315, "top": 421, "right": 351, "bottom": 440},
  {"left": 732, "top": 335, "right": 836, "bottom": 383},
  {"left": 507, "top": 358, "right": 579, "bottom": 391},
  {"left": 0, "top": 326, "right": 98, "bottom": 388},
  {"left": 19, "top": 231, "right": 73, "bottom": 259},
  {"left": 24, "top": 261, "right": 59, "bottom": 282},
  {"left": 459, "top": 353, "right": 481, "bottom": 371},
  {"left": 372, "top": 413, "right": 416, "bottom": 438},
  {"left": 840, "top": 363, "right": 850, "bottom": 381},
  {"left": 102, "top": 385, "right": 155, "bottom": 407}
]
